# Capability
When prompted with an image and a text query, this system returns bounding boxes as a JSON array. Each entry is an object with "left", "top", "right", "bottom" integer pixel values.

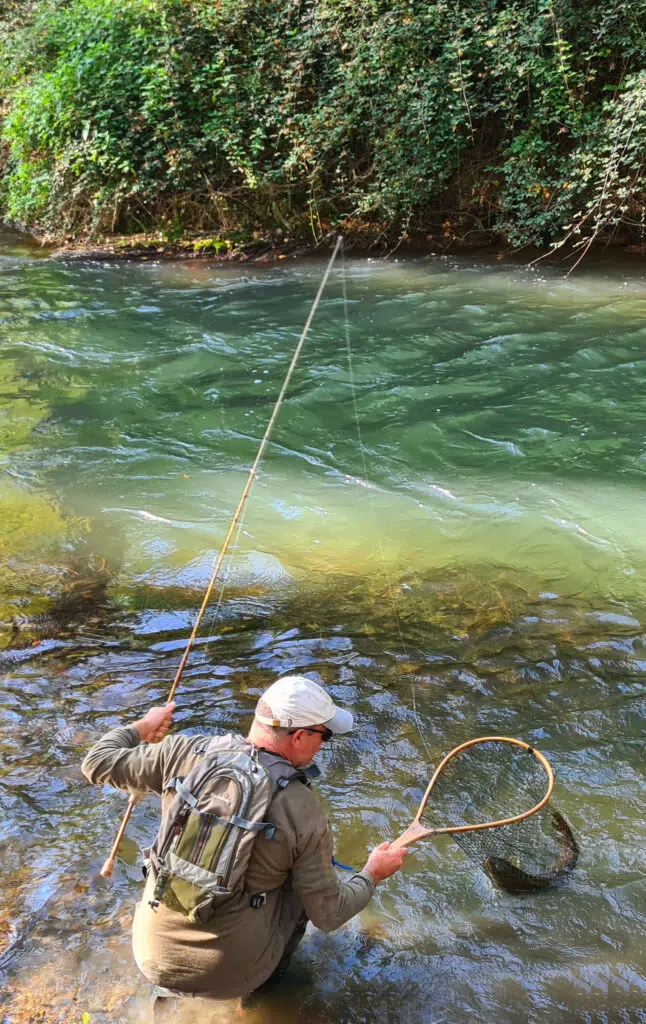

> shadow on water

[{"left": 0, "top": 496, "right": 123, "bottom": 653}]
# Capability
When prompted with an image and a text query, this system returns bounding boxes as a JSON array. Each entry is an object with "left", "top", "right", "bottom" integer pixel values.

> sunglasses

[{"left": 287, "top": 726, "right": 333, "bottom": 743}]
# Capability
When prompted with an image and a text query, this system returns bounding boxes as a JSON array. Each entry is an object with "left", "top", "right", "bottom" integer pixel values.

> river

[{"left": 0, "top": 234, "right": 644, "bottom": 1023}]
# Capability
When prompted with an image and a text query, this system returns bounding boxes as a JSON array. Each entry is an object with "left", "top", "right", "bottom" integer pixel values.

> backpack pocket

[
  {"left": 174, "top": 808, "right": 230, "bottom": 873},
  {"left": 153, "top": 811, "right": 231, "bottom": 919}
]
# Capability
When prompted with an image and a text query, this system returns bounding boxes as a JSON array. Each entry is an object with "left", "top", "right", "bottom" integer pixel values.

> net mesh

[{"left": 421, "top": 740, "right": 579, "bottom": 893}]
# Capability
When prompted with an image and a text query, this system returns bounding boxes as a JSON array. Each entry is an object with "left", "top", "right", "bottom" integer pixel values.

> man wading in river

[{"left": 82, "top": 675, "right": 408, "bottom": 1015}]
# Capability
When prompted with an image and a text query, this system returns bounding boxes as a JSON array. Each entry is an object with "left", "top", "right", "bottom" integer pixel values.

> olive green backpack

[{"left": 145, "top": 734, "right": 305, "bottom": 924}]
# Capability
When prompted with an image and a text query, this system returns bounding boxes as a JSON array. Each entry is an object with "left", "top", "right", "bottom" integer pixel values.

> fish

[{"left": 484, "top": 809, "right": 579, "bottom": 894}]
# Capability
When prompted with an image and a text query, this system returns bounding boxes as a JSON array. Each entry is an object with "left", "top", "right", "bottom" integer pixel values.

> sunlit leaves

[{"left": 1, "top": 0, "right": 646, "bottom": 246}]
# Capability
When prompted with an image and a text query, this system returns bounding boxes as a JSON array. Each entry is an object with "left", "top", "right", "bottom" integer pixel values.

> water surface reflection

[{"left": 0, "top": 250, "right": 644, "bottom": 1022}]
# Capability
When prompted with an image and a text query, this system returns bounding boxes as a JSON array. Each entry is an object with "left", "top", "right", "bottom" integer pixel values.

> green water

[{"left": 0, "top": 236, "right": 644, "bottom": 1023}]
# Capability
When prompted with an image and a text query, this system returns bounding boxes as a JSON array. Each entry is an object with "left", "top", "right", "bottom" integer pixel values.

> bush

[{"left": 1, "top": 0, "right": 646, "bottom": 250}]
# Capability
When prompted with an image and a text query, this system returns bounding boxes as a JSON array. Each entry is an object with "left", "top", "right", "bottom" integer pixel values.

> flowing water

[{"left": 0, "top": 233, "right": 644, "bottom": 1023}]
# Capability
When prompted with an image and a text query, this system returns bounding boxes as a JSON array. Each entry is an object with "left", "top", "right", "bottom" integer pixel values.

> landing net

[{"left": 420, "top": 739, "right": 579, "bottom": 892}]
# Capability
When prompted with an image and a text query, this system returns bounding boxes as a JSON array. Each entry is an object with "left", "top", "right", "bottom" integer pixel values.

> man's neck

[{"left": 247, "top": 722, "right": 292, "bottom": 762}]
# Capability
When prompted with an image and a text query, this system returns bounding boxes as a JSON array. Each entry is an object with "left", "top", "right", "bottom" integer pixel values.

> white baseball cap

[{"left": 255, "top": 675, "right": 354, "bottom": 735}]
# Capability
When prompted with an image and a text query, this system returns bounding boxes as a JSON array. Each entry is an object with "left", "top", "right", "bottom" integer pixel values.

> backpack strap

[
  {"left": 166, "top": 776, "right": 274, "bottom": 834},
  {"left": 167, "top": 777, "right": 197, "bottom": 807},
  {"left": 194, "top": 736, "right": 309, "bottom": 792},
  {"left": 255, "top": 748, "right": 310, "bottom": 791}
]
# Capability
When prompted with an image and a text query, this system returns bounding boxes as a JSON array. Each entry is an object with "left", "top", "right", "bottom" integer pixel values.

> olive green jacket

[{"left": 82, "top": 726, "right": 375, "bottom": 998}]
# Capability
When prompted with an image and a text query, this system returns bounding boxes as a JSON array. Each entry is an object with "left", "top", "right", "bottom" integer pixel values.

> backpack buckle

[{"left": 249, "top": 892, "right": 267, "bottom": 909}]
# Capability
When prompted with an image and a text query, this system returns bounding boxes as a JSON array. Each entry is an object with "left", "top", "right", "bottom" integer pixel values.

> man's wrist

[
  {"left": 361, "top": 864, "right": 378, "bottom": 885},
  {"left": 357, "top": 867, "right": 378, "bottom": 890},
  {"left": 130, "top": 722, "right": 147, "bottom": 742}
]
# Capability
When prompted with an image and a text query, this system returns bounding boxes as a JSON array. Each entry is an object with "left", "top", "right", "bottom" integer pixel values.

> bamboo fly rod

[{"left": 100, "top": 236, "right": 344, "bottom": 877}]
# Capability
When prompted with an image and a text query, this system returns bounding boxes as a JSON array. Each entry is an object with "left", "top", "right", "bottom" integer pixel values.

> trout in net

[
  {"left": 452, "top": 807, "right": 579, "bottom": 893},
  {"left": 419, "top": 739, "right": 579, "bottom": 894}
]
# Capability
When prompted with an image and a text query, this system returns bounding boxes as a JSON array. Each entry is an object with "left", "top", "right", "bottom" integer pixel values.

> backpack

[{"left": 144, "top": 733, "right": 306, "bottom": 925}]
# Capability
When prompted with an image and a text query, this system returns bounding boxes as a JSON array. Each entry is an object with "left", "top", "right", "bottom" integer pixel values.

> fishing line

[
  {"left": 167, "top": 243, "right": 343, "bottom": 704},
  {"left": 204, "top": 494, "right": 252, "bottom": 646},
  {"left": 340, "top": 257, "right": 579, "bottom": 894},
  {"left": 340, "top": 243, "right": 433, "bottom": 764},
  {"left": 100, "top": 237, "right": 344, "bottom": 878}
]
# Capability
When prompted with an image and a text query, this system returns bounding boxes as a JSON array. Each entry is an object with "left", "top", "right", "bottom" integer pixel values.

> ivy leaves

[{"left": 1, "top": 0, "right": 646, "bottom": 250}]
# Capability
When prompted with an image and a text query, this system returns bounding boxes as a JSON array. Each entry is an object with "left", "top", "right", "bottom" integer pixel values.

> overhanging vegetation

[{"left": 1, "top": 0, "right": 646, "bottom": 255}]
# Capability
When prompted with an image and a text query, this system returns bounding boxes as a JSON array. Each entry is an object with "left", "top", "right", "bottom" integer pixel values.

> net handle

[{"left": 391, "top": 735, "right": 555, "bottom": 850}]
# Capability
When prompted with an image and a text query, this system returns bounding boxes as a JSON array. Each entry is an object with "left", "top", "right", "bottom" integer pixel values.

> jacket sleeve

[
  {"left": 81, "top": 726, "right": 197, "bottom": 795},
  {"left": 289, "top": 794, "right": 376, "bottom": 932}
]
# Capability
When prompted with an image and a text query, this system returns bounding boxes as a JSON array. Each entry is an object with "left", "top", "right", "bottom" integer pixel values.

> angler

[{"left": 82, "top": 674, "right": 408, "bottom": 1016}]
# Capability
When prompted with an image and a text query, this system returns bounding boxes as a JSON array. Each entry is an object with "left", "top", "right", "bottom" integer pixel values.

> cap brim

[{"left": 324, "top": 706, "right": 354, "bottom": 735}]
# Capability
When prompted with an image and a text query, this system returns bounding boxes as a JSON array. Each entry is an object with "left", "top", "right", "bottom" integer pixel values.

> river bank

[
  {"left": 2, "top": 220, "right": 501, "bottom": 263},
  {"left": 4, "top": 222, "right": 646, "bottom": 268},
  {"left": 3, "top": 0, "right": 646, "bottom": 281}
]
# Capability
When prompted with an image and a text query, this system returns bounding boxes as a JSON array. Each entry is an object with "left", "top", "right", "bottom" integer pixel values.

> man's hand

[
  {"left": 363, "top": 841, "right": 409, "bottom": 884},
  {"left": 133, "top": 702, "right": 176, "bottom": 744}
]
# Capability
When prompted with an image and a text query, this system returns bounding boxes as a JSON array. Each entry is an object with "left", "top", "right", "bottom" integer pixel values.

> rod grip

[
  {"left": 100, "top": 856, "right": 116, "bottom": 878},
  {"left": 100, "top": 792, "right": 138, "bottom": 879}
]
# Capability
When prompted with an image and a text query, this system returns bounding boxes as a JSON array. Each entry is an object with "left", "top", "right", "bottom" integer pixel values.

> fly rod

[{"left": 100, "top": 236, "right": 344, "bottom": 877}]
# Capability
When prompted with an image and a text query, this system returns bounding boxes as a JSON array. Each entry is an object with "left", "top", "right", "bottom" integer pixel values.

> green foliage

[
  {"left": 193, "top": 237, "right": 231, "bottom": 253},
  {"left": 1, "top": 0, "right": 646, "bottom": 249}
]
